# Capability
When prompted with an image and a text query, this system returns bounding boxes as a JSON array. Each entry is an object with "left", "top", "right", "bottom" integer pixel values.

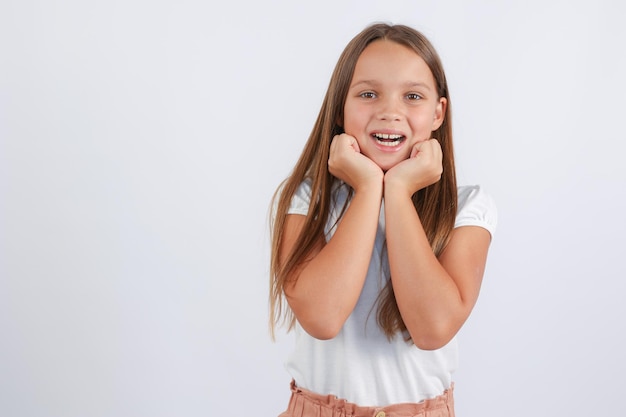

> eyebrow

[{"left": 350, "top": 80, "right": 433, "bottom": 91}]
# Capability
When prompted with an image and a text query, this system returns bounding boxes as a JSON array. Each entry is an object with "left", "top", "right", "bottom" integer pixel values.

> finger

[
  {"left": 430, "top": 139, "right": 443, "bottom": 161},
  {"left": 349, "top": 136, "right": 361, "bottom": 153},
  {"left": 411, "top": 140, "right": 428, "bottom": 158},
  {"left": 330, "top": 134, "right": 341, "bottom": 153},
  {"left": 429, "top": 137, "right": 442, "bottom": 151}
]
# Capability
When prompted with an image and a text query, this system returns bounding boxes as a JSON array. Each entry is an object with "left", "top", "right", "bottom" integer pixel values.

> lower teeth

[{"left": 378, "top": 140, "right": 400, "bottom": 147}]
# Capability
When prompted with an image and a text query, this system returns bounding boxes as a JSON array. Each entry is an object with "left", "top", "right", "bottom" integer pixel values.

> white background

[{"left": 1, "top": 0, "right": 625, "bottom": 416}]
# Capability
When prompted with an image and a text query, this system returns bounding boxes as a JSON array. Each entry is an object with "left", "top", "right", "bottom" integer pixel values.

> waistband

[{"left": 286, "top": 380, "right": 455, "bottom": 417}]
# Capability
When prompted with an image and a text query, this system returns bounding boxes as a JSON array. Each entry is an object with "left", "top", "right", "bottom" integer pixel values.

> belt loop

[{"left": 290, "top": 379, "right": 301, "bottom": 394}]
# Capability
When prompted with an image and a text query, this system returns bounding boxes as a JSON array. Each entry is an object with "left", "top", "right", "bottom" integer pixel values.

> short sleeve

[
  {"left": 287, "top": 178, "right": 313, "bottom": 216},
  {"left": 455, "top": 185, "right": 498, "bottom": 237}
]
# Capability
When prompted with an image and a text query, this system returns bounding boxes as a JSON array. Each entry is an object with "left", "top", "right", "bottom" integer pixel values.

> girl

[{"left": 270, "top": 23, "right": 497, "bottom": 417}]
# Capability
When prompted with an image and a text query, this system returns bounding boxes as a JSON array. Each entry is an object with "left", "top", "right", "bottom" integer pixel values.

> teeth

[
  {"left": 378, "top": 140, "right": 400, "bottom": 147},
  {"left": 372, "top": 133, "right": 404, "bottom": 146},
  {"left": 373, "top": 133, "right": 403, "bottom": 140}
]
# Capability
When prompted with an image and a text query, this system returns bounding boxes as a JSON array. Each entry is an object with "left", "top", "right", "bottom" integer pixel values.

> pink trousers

[{"left": 278, "top": 380, "right": 455, "bottom": 417}]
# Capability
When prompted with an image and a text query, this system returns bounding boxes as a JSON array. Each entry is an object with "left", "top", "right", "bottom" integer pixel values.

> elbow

[
  {"left": 308, "top": 328, "right": 341, "bottom": 341},
  {"left": 409, "top": 324, "right": 458, "bottom": 351},
  {"left": 299, "top": 317, "right": 344, "bottom": 340},
  {"left": 406, "top": 309, "right": 470, "bottom": 350},
  {"left": 413, "top": 335, "right": 454, "bottom": 351},
  {"left": 287, "top": 295, "right": 347, "bottom": 340}
]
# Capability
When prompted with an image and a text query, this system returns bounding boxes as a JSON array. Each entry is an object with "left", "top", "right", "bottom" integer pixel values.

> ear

[
  {"left": 335, "top": 115, "right": 345, "bottom": 134},
  {"left": 431, "top": 97, "right": 447, "bottom": 131}
]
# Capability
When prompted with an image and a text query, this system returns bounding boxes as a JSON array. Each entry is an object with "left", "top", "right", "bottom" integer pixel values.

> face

[{"left": 342, "top": 40, "right": 447, "bottom": 172}]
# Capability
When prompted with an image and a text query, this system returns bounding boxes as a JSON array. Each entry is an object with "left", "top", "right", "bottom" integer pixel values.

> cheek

[
  {"left": 409, "top": 115, "right": 432, "bottom": 132},
  {"left": 410, "top": 109, "right": 439, "bottom": 132},
  {"left": 342, "top": 105, "right": 367, "bottom": 132}
]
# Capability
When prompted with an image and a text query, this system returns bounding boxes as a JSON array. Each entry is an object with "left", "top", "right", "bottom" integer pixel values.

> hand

[
  {"left": 384, "top": 139, "right": 443, "bottom": 196},
  {"left": 328, "top": 134, "right": 383, "bottom": 191}
]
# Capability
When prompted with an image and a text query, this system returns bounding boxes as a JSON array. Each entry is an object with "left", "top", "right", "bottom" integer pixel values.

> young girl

[{"left": 270, "top": 23, "right": 497, "bottom": 417}]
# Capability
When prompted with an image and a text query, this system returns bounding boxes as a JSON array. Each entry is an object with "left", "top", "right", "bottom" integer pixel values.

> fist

[
  {"left": 384, "top": 139, "right": 443, "bottom": 195},
  {"left": 328, "top": 134, "right": 383, "bottom": 191}
]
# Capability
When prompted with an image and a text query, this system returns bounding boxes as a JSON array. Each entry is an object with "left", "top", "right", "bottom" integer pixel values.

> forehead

[{"left": 352, "top": 40, "right": 435, "bottom": 86}]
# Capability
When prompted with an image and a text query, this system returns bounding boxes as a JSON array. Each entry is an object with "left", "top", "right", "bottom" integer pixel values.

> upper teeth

[{"left": 373, "top": 133, "right": 403, "bottom": 140}]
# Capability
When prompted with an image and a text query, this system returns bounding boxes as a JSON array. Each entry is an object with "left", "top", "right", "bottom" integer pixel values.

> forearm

[
  {"left": 383, "top": 187, "right": 466, "bottom": 349},
  {"left": 286, "top": 184, "right": 383, "bottom": 339}
]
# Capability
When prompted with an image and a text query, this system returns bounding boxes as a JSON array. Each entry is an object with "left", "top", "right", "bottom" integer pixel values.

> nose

[{"left": 376, "top": 97, "right": 402, "bottom": 121}]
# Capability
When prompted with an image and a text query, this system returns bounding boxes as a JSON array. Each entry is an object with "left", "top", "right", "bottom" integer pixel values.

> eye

[
  {"left": 359, "top": 91, "right": 376, "bottom": 99},
  {"left": 406, "top": 93, "right": 422, "bottom": 101}
]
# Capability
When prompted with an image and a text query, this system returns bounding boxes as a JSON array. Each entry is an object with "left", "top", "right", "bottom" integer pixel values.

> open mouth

[{"left": 372, "top": 133, "right": 405, "bottom": 147}]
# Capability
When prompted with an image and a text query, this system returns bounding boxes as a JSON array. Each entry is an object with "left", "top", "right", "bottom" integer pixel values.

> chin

[{"left": 375, "top": 158, "right": 405, "bottom": 173}]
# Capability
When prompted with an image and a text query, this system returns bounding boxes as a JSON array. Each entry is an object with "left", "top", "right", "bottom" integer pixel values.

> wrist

[
  {"left": 383, "top": 175, "right": 414, "bottom": 200},
  {"left": 354, "top": 176, "right": 384, "bottom": 196},
  {"left": 352, "top": 170, "right": 384, "bottom": 193}
]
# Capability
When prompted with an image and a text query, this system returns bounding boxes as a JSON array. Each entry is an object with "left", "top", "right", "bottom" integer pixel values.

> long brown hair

[{"left": 269, "top": 23, "right": 457, "bottom": 340}]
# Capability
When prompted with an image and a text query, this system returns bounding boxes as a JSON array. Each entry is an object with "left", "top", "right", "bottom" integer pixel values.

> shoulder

[
  {"left": 285, "top": 177, "right": 314, "bottom": 215},
  {"left": 455, "top": 185, "right": 498, "bottom": 237},
  {"left": 286, "top": 178, "right": 347, "bottom": 214}
]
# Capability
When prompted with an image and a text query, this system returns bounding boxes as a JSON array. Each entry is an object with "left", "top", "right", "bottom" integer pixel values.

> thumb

[
  {"left": 410, "top": 142, "right": 422, "bottom": 158},
  {"left": 349, "top": 136, "right": 361, "bottom": 153}
]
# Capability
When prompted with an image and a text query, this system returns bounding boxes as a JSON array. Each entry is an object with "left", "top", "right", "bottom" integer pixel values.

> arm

[
  {"left": 280, "top": 134, "right": 383, "bottom": 340},
  {"left": 383, "top": 140, "right": 492, "bottom": 350}
]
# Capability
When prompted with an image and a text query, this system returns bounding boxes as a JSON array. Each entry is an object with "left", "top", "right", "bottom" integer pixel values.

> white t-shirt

[{"left": 284, "top": 179, "right": 498, "bottom": 406}]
